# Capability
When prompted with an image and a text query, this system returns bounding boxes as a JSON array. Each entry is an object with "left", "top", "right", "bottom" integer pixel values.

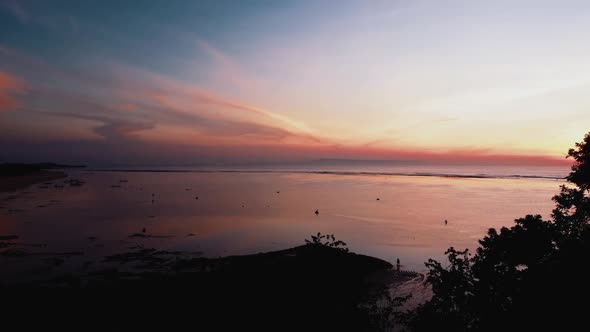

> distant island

[{"left": 309, "top": 158, "right": 425, "bottom": 165}]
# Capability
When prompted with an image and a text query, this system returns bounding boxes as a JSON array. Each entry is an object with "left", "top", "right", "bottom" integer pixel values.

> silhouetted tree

[{"left": 552, "top": 132, "right": 590, "bottom": 238}]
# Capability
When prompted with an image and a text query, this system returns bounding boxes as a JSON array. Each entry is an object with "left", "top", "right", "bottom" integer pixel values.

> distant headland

[{"left": 0, "top": 163, "right": 85, "bottom": 192}]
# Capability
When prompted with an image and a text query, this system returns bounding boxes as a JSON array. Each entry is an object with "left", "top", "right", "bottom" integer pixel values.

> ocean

[{"left": 0, "top": 163, "right": 570, "bottom": 277}]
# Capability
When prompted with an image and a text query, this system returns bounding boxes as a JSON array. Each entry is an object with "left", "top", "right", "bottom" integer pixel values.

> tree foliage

[{"left": 305, "top": 232, "right": 349, "bottom": 252}]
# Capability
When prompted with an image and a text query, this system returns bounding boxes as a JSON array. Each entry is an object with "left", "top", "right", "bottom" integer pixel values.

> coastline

[
  {"left": 0, "top": 170, "right": 67, "bottom": 193},
  {"left": 1, "top": 243, "right": 417, "bottom": 329},
  {"left": 89, "top": 167, "right": 567, "bottom": 180}
]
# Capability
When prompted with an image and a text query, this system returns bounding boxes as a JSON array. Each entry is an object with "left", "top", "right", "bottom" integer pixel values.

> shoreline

[
  {"left": 88, "top": 168, "right": 566, "bottom": 180},
  {"left": 1, "top": 243, "right": 417, "bottom": 287},
  {"left": 0, "top": 170, "right": 67, "bottom": 193},
  {"left": 1, "top": 243, "right": 418, "bottom": 329}
]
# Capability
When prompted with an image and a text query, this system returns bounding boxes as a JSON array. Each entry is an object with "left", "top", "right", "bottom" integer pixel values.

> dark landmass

[
  {"left": 0, "top": 162, "right": 84, "bottom": 175},
  {"left": 2, "top": 242, "right": 414, "bottom": 330},
  {"left": 0, "top": 170, "right": 66, "bottom": 192},
  {"left": 311, "top": 158, "right": 423, "bottom": 165},
  {"left": 91, "top": 168, "right": 565, "bottom": 181},
  {"left": 0, "top": 162, "right": 84, "bottom": 192}
]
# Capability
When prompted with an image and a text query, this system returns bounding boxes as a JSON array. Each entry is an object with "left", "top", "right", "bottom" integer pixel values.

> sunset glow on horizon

[{"left": 1, "top": 0, "right": 589, "bottom": 165}]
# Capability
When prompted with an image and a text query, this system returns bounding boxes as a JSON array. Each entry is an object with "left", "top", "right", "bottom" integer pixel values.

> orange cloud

[
  {"left": 0, "top": 49, "right": 570, "bottom": 166},
  {"left": 117, "top": 103, "right": 136, "bottom": 111},
  {"left": 109, "top": 65, "right": 323, "bottom": 145},
  {"left": 101, "top": 65, "right": 570, "bottom": 166},
  {"left": 0, "top": 71, "right": 26, "bottom": 112}
]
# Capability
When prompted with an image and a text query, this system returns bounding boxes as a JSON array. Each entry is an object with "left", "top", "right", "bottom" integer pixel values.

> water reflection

[{"left": 0, "top": 170, "right": 562, "bottom": 272}]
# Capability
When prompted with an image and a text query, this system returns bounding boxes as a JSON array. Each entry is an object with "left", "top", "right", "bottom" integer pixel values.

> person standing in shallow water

[
  {"left": 396, "top": 258, "right": 401, "bottom": 271},
  {"left": 445, "top": 219, "right": 448, "bottom": 225}
]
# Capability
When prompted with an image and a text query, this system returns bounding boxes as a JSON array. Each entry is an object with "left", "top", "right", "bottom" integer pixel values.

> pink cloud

[
  {"left": 109, "top": 64, "right": 322, "bottom": 143},
  {"left": 0, "top": 49, "right": 319, "bottom": 146},
  {"left": 117, "top": 103, "right": 137, "bottom": 111},
  {"left": 0, "top": 46, "right": 570, "bottom": 166},
  {"left": 0, "top": 71, "right": 26, "bottom": 112}
]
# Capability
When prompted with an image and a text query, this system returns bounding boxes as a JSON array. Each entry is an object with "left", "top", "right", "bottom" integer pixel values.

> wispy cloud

[
  {"left": 0, "top": 1, "right": 79, "bottom": 34},
  {"left": 0, "top": 45, "right": 568, "bottom": 164},
  {"left": 23, "top": 91, "right": 155, "bottom": 141},
  {"left": 196, "top": 39, "right": 254, "bottom": 90},
  {"left": 116, "top": 103, "right": 137, "bottom": 112},
  {"left": 1, "top": 0, "right": 580, "bottom": 167},
  {"left": 110, "top": 64, "right": 322, "bottom": 143},
  {"left": 0, "top": 0, "right": 30, "bottom": 24},
  {"left": 0, "top": 71, "right": 27, "bottom": 112},
  {"left": 362, "top": 116, "right": 458, "bottom": 148},
  {"left": 0, "top": 44, "right": 323, "bottom": 148}
]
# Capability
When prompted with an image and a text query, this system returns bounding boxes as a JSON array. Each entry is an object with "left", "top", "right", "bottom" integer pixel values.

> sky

[{"left": 0, "top": 0, "right": 589, "bottom": 166}]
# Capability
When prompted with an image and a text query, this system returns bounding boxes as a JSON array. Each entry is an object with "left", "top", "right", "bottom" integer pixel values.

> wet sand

[{"left": 0, "top": 170, "right": 66, "bottom": 192}]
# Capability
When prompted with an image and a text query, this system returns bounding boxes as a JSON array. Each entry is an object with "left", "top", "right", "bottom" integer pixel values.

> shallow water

[{"left": 0, "top": 170, "right": 565, "bottom": 273}]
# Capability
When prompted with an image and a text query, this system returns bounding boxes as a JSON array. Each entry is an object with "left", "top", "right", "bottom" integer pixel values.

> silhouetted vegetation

[
  {"left": 0, "top": 163, "right": 83, "bottom": 176},
  {"left": 408, "top": 132, "right": 590, "bottom": 331},
  {"left": 1, "top": 236, "right": 410, "bottom": 331},
  {"left": 0, "top": 163, "right": 83, "bottom": 192},
  {"left": 305, "top": 232, "right": 349, "bottom": 252}
]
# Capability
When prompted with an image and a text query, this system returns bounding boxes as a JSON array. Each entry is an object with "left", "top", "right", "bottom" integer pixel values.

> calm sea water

[{"left": 0, "top": 164, "right": 569, "bottom": 276}]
